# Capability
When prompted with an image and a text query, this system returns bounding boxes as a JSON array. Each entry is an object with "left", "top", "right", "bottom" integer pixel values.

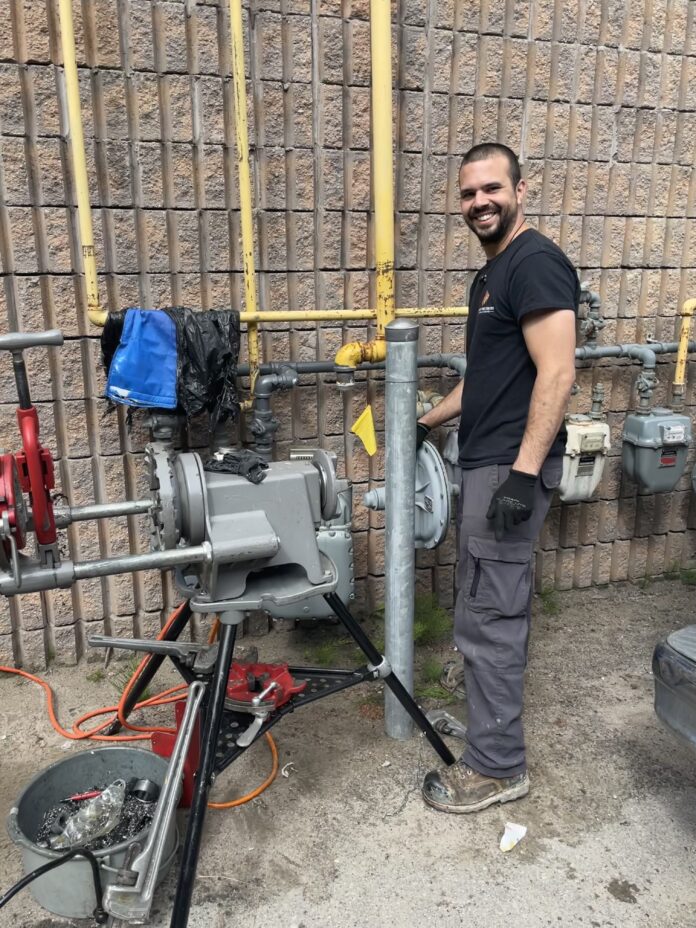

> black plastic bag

[
  {"left": 101, "top": 309, "right": 126, "bottom": 376},
  {"left": 163, "top": 307, "right": 240, "bottom": 430},
  {"left": 101, "top": 308, "right": 241, "bottom": 430}
]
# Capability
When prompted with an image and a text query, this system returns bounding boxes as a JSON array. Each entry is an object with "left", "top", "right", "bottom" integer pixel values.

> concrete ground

[{"left": 1, "top": 579, "right": 695, "bottom": 928}]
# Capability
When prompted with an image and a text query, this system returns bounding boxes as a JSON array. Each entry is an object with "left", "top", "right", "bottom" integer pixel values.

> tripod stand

[{"left": 112, "top": 592, "right": 456, "bottom": 928}]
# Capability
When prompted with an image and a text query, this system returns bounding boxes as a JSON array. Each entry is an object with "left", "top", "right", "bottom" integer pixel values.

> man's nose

[{"left": 471, "top": 190, "right": 489, "bottom": 210}]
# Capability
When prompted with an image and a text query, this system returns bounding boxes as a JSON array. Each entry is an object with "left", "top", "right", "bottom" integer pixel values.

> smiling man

[{"left": 416, "top": 143, "right": 578, "bottom": 813}]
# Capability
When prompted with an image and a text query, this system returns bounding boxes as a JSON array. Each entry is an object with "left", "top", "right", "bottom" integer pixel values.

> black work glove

[
  {"left": 204, "top": 450, "right": 269, "bottom": 484},
  {"left": 486, "top": 469, "right": 537, "bottom": 541},
  {"left": 416, "top": 422, "right": 431, "bottom": 450}
]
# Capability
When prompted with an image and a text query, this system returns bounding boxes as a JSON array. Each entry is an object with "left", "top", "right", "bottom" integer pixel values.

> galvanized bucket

[{"left": 7, "top": 746, "right": 179, "bottom": 919}]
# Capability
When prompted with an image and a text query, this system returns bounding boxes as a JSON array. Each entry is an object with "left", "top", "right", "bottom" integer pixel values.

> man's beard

[{"left": 465, "top": 202, "right": 517, "bottom": 245}]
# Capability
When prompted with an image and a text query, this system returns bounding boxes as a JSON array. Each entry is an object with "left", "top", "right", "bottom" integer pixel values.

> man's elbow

[
  {"left": 537, "top": 362, "right": 576, "bottom": 397},
  {"left": 559, "top": 364, "right": 576, "bottom": 395}
]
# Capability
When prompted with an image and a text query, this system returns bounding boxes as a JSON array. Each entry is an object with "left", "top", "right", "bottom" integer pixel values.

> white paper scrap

[{"left": 500, "top": 821, "right": 527, "bottom": 852}]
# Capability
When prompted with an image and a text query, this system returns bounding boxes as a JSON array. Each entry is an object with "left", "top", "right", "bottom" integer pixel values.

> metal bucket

[{"left": 7, "top": 746, "right": 179, "bottom": 919}]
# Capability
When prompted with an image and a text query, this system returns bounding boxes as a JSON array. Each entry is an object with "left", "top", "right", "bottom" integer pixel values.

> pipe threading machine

[{"left": 0, "top": 329, "right": 456, "bottom": 927}]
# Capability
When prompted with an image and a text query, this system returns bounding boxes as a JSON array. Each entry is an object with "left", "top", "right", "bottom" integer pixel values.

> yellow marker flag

[{"left": 351, "top": 404, "right": 377, "bottom": 456}]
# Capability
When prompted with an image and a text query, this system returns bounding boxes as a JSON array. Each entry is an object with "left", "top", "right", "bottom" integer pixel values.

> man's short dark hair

[{"left": 460, "top": 143, "right": 522, "bottom": 188}]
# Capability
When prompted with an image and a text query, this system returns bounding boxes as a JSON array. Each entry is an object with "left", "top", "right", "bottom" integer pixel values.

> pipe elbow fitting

[
  {"left": 88, "top": 307, "right": 108, "bottom": 327},
  {"left": 334, "top": 338, "right": 387, "bottom": 369},
  {"left": 622, "top": 344, "right": 657, "bottom": 369},
  {"left": 334, "top": 342, "right": 363, "bottom": 368},
  {"left": 681, "top": 299, "right": 696, "bottom": 317},
  {"left": 253, "top": 367, "right": 298, "bottom": 399},
  {"left": 253, "top": 374, "right": 275, "bottom": 399}
]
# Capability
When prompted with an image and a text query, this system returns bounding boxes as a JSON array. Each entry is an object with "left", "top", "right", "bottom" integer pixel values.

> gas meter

[
  {"left": 363, "top": 440, "right": 451, "bottom": 549},
  {"left": 622, "top": 408, "right": 692, "bottom": 493},
  {"left": 441, "top": 430, "right": 461, "bottom": 497},
  {"left": 559, "top": 415, "right": 611, "bottom": 502}
]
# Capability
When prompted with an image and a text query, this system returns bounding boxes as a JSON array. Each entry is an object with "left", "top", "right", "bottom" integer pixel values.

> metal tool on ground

[
  {"left": 425, "top": 709, "right": 468, "bottom": 741},
  {"left": 102, "top": 683, "right": 205, "bottom": 924}
]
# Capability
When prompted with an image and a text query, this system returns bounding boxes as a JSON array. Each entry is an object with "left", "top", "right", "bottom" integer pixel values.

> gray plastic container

[{"left": 7, "top": 746, "right": 179, "bottom": 919}]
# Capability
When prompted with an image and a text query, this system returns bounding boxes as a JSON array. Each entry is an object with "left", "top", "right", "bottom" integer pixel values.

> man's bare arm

[
  {"left": 513, "top": 309, "right": 576, "bottom": 476},
  {"left": 417, "top": 379, "right": 464, "bottom": 430}
]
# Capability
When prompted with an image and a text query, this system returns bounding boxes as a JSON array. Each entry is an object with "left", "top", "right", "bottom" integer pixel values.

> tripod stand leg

[
  {"left": 106, "top": 601, "right": 193, "bottom": 735},
  {"left": 169, "top": 619, "right": 237, "bottom": 928},
  {"left": 324, "top": 593, "right": 455, "bottom": 766}
]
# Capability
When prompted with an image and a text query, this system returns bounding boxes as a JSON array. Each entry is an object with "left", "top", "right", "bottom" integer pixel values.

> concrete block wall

[{"left": 1, "top": 0, "right": 695, "bottom": 667}]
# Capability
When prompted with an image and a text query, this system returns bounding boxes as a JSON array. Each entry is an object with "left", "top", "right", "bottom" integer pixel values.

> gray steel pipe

[
  {"left": 575, "top": 344, "right": 654, "bottom": 365},
  {"left": 0, "top": 544, "right": 212, "bottom": 596},
  {"left": 72, "top": 544, "right": 211, "bottom": 580},
  {"left": 236, "top": 340, "right": 694, "bottom": 379},
  {"left": 53, "top": 499, "right": 152, "bottom": 528},
  {"left": 384, "top": 319, "right": 419, "bottom": 740},
  {"left": 249, "top": 366, "right": 299, "bottom": 461},
  {"left": 236, "top": 353, "right": 467, "bottom": 378},
  {"left": 574, "top": 340, "right": 696, "bottom": 362},
  {"left": 573, "top": 341, "right": 696, "bottom": 412}
]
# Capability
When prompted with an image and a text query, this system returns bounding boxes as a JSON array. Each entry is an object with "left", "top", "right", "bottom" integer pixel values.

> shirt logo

[{"left": 478, "top": 290, "right": 495, "bottom": 314}]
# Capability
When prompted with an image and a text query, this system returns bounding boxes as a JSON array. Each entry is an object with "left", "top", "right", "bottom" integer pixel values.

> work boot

[
  {"left": 440, "top": 659, "right": 466, "bottom": 700},
  {"left": 422, "top": 758, "right": 529, "bottom": 814}
]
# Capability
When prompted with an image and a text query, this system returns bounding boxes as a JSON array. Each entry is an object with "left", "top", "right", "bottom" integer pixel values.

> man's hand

[
  {"left": 486, "top": 469, "right": 537, "bottom": 541},
  {"left": 416, "top": 422, "right": 431, "bottom": 450}
]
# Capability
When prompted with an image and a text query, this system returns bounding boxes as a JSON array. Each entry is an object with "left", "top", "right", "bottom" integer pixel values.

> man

[{"left": 417, "top": 143, "right": 578, "bottom": 813}]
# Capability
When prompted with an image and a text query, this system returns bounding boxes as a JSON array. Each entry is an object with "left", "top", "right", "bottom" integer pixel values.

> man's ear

[{"left": 516, "top": 178, "right": 527, "bottom": 205}]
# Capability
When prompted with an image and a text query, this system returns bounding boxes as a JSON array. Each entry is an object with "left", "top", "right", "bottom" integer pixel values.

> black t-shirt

[{"left": 458, "top": 228, "right": 579, "bottom": 468}]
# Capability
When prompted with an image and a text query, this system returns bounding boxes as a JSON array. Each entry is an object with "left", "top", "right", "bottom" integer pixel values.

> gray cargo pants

[{"left": 455, "top": 458, "right": 562, "bottom": 779}]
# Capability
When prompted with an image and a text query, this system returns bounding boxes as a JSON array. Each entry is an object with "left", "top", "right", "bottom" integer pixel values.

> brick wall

[{"left": 0, "top": 0, "right": 695, "bottom": 667}]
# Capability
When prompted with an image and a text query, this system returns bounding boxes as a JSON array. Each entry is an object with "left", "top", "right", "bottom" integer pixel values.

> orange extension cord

[{"left": 0, "top": 603, "right": 278, "bottom": 809}]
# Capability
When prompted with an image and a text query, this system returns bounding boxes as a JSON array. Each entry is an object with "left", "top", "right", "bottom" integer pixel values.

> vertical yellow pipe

[
  {"left": 370, "top": 0, "right": 396, "bottom": 340},
  {"left": 672, "top": 298, "right": 696, "bottom": 406},
  {"left": 229, "top": 0, "right": 261, "bottom": 391},
  {"left": 58, "top": 0, "right": 106, "bottom": 327}
]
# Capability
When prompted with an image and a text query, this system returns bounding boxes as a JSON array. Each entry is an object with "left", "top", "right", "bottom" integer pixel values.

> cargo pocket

[
  {"left": 466, "top": 536, "right": 534, "bottom": 618},
  {"left": 540, "top": 457, "right": 563, "bottom": 492}
]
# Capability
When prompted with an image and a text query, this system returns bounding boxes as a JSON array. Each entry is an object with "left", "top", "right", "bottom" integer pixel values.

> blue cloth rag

[{"left": 106, "top": 309, "right": 178, "bottom": 409}]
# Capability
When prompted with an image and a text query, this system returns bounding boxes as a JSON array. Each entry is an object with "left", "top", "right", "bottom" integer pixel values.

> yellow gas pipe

[
  {"left": 229, "top": 0, "right": 261, "bottom": 397},
  {"left": 672, "top": 298, "right": 696, "bottom": 407},
  {"left": 239, "top": 306, "right": 468, "bottom": 324},
  {"left": 334, "top": 0, "right": 396, "bottom": 369},
  {"left": 370, "top": 0, "right": 396, "bottom": 342},
  {"left": 58, "top": 0, "right": 107, "bottom": 327}
]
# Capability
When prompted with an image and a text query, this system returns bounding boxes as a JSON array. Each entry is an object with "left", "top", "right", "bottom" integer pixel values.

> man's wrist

[
  {"left": 510, "top": 467, "right": 537, "bottom": 483},
  {"left": 416, "top": 421, "right": 431, "bottom": 449}
]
